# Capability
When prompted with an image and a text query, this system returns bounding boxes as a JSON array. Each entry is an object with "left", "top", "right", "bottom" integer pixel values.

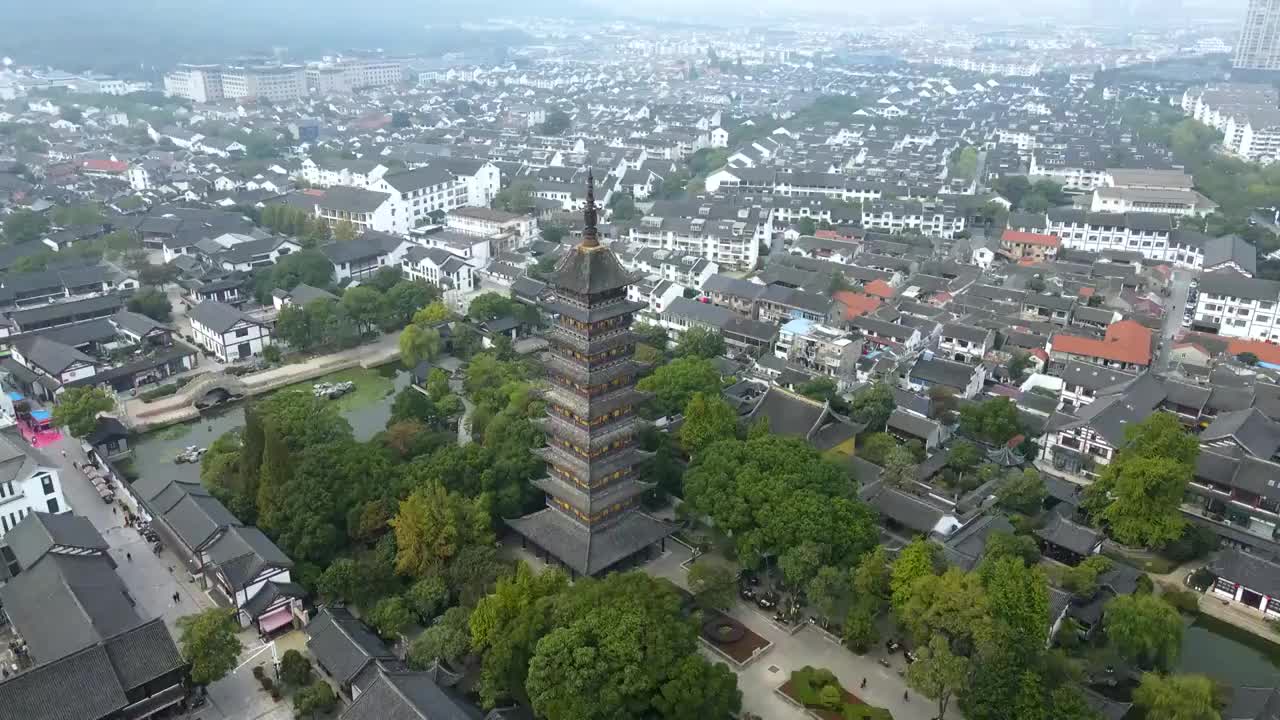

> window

[
  {"left": 46, "top": 498, "right": 58, "bottom": 514},
  {"left": 236, "top": 328, "right": 249, "bottom": 338},
  {"left": 40, "top": 475, "right": 53, "bottom": 495}
]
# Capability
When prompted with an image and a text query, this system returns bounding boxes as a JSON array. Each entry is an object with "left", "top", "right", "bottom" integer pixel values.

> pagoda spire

[{"left": 581, "top": 169, "right": 599, "bottom": 248}]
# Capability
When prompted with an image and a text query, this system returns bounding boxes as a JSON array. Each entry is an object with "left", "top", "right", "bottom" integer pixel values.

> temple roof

[{"left": 506, "top": 508, "right": 674, "bottom": 576}]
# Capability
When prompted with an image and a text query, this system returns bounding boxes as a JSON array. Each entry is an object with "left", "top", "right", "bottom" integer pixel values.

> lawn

[
  {"left": 1102, "top": 545, "right": 1178, "bottom": 575},
  {"left": 283, "top": 367, "right": 397, "bottom": 413}
]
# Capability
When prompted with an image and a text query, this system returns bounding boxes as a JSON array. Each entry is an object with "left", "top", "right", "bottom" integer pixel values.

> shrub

[
  {"left": 279, "top": 648, "right": 312, "bottom": 687},
  {"left": 1135, "top": 574, "right": 1155, "bottom": 595},
  {"left": 262, "top": 345, "right": 282, "bottom": 364},
  {"left": 819, "top": 684, "right": 843, "bottom": 710},
  {"left": 259, "top": 676, "right": 274, "bottom": 692},
  {"left": 1163, "top": 589, "right": 1201, "bottom": 613}
]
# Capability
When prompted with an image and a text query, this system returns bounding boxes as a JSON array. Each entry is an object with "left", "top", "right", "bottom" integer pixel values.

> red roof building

[
  {"left": 832, "top": 291, "right": 881, "bottom": 321},
  {"left": 1227, "top": 339, "right": 1280, "bottom": 366},
  {"left": 1000, "top": 229, "right": 1060, "bottom": 263},
  {"left": 864, "top": 279, "right": 896, "bottom": 300},
  {"left": 81, "top": 159, "right": 128, "bottom": 174},
  {"left": 1050, "top": 319, "right": 1152, "bottom": 370}
]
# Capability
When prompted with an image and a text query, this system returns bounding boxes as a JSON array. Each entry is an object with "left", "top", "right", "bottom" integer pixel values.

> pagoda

[{"left": 507, "top": 172, "right": 673, "bottom": 576}]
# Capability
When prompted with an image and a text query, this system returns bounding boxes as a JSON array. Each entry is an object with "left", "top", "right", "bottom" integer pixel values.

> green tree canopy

[
  {"left": 1103, "top": 594, "right": 1184, "bottom": 671},
  {"left": 674, "top": 326, "right": 726, "bottom": 360},
  {"left": 1133, "top": 673, "right": 1219, "bottom": 720},
  {"left": 687, "top": 562, "right": 736, "bottom": 611},
  {"left": 848, "top": 382, "right": 895, "bottom": 430},
  {"left": 1084, "top": 413, "right": 1198, "bottom": 548},
  {"left": 683, "top": 433, "right": 876, "bottom": 569},
  {"left": 678, "top": 391, "right": 738, "bottom": 455},
  {"left": 958, "top": 397, "right": 1023, "bottom": 446},
  {"left": 176, "top": 608, "right": 242, "bottom": 686},
  {"left": 391, "top": 480, "right": 493, "bottom": 578},
  {"left": 637, "top": 356, "right": 721, "bottom": 418},
  {"left": 127, "top": 287, "right": 173, "bottom": 322},
  {"left": 52, "top": 386, "right": 114, "bottom": 437}
]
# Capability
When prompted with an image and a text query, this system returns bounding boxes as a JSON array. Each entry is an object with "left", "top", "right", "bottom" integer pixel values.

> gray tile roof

[
  {"left": 1199, "top": 271, "right": 1280, "bottom": 303},
  {"left": 306, "top": 606, "right": 397, "bottom": 686},
  {"left": 1034, "top": 511, "right": 1101, "bottom": 557},
  {"left": 505, "top": 508, "right": 673, "bottom": 576},
  {"left": 0, "top": 553, "right": 142, "bottom": 663},
  {"left": 101, "top": 617, "right": 184, "bottom": 690},
  {"left": 0, "top": 644, "right": 128, "bottom": 720},
  {"left": 189, "top": 300, "right": 250, "bottom": 334},
  {"left": 320, "top": 231, "right": 406, "bottom": 265},
  {"left": 317, "top": 186, "right": 391, "bottom": 213},
  {"left": 341, "top": 669, "right": 483, "bottom": 720},
  {"left": 1202, "top": 408, "right": 1280, "bottom": 459},
  {"left": 6, "top": 512, "right": 108, "bottom": 571},
  {"left": 909, "top": 357, "right": 976, "bottom": 391},
  {"left": 206, "top": 525, "right": 293, "bottom": 591},
  {"left": 1209, "top": 547, "right": 1280, "bottom": 601},
  {"left": 1204, "top": 235, "right": 1258, "bottom": 276}
]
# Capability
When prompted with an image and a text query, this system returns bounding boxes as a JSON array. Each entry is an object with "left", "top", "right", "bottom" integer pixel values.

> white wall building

[
  {"left": 189, "top": 301, "right": 273, "bottom": 362},
  {"left": 1192, "top": 271, "right": 1280, "bottom": 342},
  {"left": 0, "top": 433, "right": 66, "bottom": 537}
]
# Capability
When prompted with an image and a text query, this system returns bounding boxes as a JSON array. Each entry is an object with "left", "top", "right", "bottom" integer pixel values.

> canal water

[
  {"left": 1178, "top": 613, "right": 1280, "bottom": 688},
  {"left": 127, "top": 367, "right": 410, "bottom": 486}
]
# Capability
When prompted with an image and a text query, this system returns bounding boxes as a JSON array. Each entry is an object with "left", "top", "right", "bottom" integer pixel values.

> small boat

[{"left": 174, "top": 446, "right": 206, "bottom": 464}]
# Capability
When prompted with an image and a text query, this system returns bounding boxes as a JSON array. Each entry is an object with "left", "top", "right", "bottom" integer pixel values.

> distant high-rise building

[
  {"left": 163, "top": 64, "right": 306, "bottom": 104},
  {"left": 1234, "top": 0, "right": 1280, "bottom": 72}
]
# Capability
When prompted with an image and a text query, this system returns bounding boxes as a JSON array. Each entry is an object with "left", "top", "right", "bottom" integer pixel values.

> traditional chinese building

[{"left": 507, "top": 174, "right": 673, "bottom": 576}]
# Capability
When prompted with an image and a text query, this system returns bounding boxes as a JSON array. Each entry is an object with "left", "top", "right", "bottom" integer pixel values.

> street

[
  {"left": 1158, "top": 268, "right": 1193, "bottom": 370},
  {"left": 52, "top": 435, "right": 292, "bottom": 720}
]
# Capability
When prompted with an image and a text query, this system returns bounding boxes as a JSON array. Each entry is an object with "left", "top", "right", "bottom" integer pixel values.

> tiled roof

[
  {"left": 1051, "top": 319, "right": 1151, "bottom": 366},
  {"left": 1001, "top": 229, "right": 1060, "bottom": 247}
]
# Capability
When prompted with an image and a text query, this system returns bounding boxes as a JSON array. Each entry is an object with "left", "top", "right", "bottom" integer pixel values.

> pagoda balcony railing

[
  {"left": 548, "top": 350, "right": 634, "bottom": 378},
  {"left": 538, "top": 413, "right": 640, "bottom": 449},
  {"left": 534, "top": 443, "right": 645, "bottom": 484},
  {"left": 534, "top": 472, "right": 648, "bottom": 516},
  {"left": 549, "top": 325, "right": 634, "bottom": 354}
]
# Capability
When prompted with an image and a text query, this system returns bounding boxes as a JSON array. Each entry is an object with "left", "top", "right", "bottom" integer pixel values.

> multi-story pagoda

[{"left": 507, "top": 174, "right": 673, "bottom": 576}]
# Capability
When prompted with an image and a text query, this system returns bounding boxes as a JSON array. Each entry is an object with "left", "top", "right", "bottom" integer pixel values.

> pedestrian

[
  {"left": 60, "top": 449, "right": 66, "bottom": 458},
  {"left": 903, "top": 691, "right": 908, "bottom": 702},
  {"left": 861, "top": 678, "right": 867, "bottom": 689},
  {"left": 168, "top": 566, "right": 173, "bottom": 574},
  {"left": 112, "top": 506, "right": 117, "bottom": 516}
]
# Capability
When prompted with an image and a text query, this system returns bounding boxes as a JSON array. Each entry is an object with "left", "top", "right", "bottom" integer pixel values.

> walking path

[
  {"left": 642, "top": 543, "right": 955, "bottom": 720},
  {"left": 125, "top": 334, "right": 401, "bottom": 429}
]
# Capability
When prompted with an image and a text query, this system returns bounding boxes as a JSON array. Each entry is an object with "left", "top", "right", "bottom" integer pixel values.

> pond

[
  {"left": 128, "top": 365, "right": 410, "bottom": 486},
  {"left": 1178, "top": 613, "right": 1280, "bottom": 689}
]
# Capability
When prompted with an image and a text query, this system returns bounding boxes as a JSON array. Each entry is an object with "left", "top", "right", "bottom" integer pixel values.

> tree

[
  {"left": 367, "top": 595, "right": 414, "bottom": 640},
  {"left": 52, "top": 386, "right": 114, "bottom": 437},
  {"left": 1059, "top": 555, "right": 1113, "bottom": 596},
  {"left": 797, "top": 217, "right": 817, "bottom": 236},
  {"left": 333, "top": 219, "right": 358, "bottom": 242},
  {"left": 856, "top": 432, "right": 898, "bottom": 466},
  {"left": 637, "top": 356, "right": 721, "bottom": 418},
  {"left": 674, "top": 326, "right": 726, "bottom": 360},
  {"left": 400, "top": 324, "right": 443, "bottom": 369},
  {"left": 890, "top": 538, "right": 940, "bottom": 617},
  {"left": 881, "top": 445, "right": 918, "bottom": 488},
  {"left": 1104, "top": 594, "right": 1184, "bottom": 671},
  {"left": 1008, "top": 350, "right": 1034, "bottom": 378},
  {"left": 127, "top": 286, "right": 173, "bottom": 321},
  {"left": 852, "top": 545, "right": 892, "bottom": 612},
  {"left": 390, "top": 480, "right": 493, "bottom": 578},
  {"left": 176, "top": 608, "right": 242, "bottom": 686},
  {"left": 907, "top": 636, "right": 971, "bottom": 720},
  {"left": 2, "top": 210, "right": 50, "bottom": 244},
  {"left": 848, "top": 383, "right": 895, "bottom": 430},
  {"left": 524, "top": 573, "right": 709, "bottom": 720},
  {"left": 539, "top": 109, "right": 571, "bottom": 136},
  {"left": 609, "top": 192, "right": 638, "bottom": 222},
  {"left": 541, "top": 224, "right": 567, "bottom": 243},
  {"left": 807, "top": 565, "right": 852, "bottom": 621},
  {"left": 342, "top": 285, "right": 386, "bottom": 332},
  {"left": 997, "top": 468, "right": 1047, "bottom": 514},
  {"left": 679, "top": 392, "right": 737, "bottom": 454},
  {"left": 984, "top": 531, "right": 1041, "bottom": 567},
  {"left": 414, "top": 301, "right": 453, "bottom": 325},
  {"left": 279, "top": 649, "right": 312, "bottom": 687},
  {"left": 409, "top": 606, "right": 472, "bottom": 668},
  {"left": 843, "top": 600, "right": 879, "bottom": 653},
  {"left": 254, "top": 425, "right": 294, "bottom": 530},
  {"left": 1238, "top": 351, "right": 1260, "bottom": 366},
  {"left": 948, "top": 440, "right": 982, "bottom": 476},
  {"left": 959, "top": 397, "right": 1023, "bottom": 445},
  {"left": 651, "top": 654, "right": 742, "bottom": 720},
  {"left": 470, "top": 564, "right": 571, "bottom": 706},
  {"left": 267, "top": 249, "right": 335, "bottom": 295},
  {"left": 293, "top": 680, "right": 337, "bottom": 719},
  {"left": 1084, "top": 413, "right": 1198, "bottom": 548},
  {"left": 948, "top": 146, "right": 979, "bottom": 181},
  {"left": 1133, "top": 673, "right": 1219, "bottom": 720},
  {"left": 406, "top": 575, "right": 450, "bottom": 622},
  {"left": 494, "top": 183, "right": 535, "bottom": 214},
  {"left": 683, "top": 434, "right": 877, "bottom": 570},
  {"left": 687, "top": 562, "right": 736, "bottom": 610}
]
